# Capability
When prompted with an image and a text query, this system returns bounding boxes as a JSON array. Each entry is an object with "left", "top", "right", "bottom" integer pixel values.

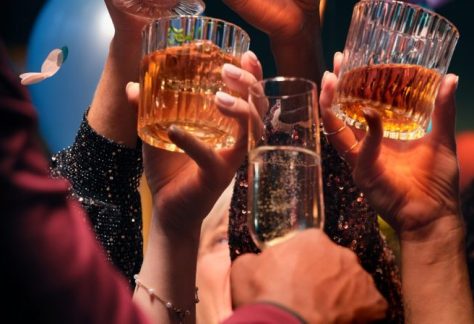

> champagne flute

[{"left": 247, "top": 77, "right": 324, "bottom": 248}]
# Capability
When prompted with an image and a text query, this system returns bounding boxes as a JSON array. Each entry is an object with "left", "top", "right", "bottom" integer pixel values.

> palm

[
  {"left": 224, "top": 0, "right": 320, "bottom": 39},
  {"left": 105, "top": 0, "right": 150, "bottom": 35},
  {"left": 354, "top": 136, "right": 459, "bottom": 233},
  {"left": 143, "top": 145, "right": 241, "bottom": 233}
]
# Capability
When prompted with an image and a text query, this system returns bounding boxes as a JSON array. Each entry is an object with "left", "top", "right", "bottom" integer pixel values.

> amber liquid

[
  {"left": 139, "top": 41, "right": 240, "bottom": 151},
  {"left": 333, "top": 64, "right": 442, "bottom": 140}
]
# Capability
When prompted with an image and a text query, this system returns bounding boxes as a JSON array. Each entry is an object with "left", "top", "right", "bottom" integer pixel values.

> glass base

[
  {"left": 113, "top": 0, "right": 205, "bottom": 18},
  {"left": 333, "top": 103, "right": 427, "bottom": 141}
]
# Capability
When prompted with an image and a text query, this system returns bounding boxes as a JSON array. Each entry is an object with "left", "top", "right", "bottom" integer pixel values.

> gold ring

[
  {"left": 341, "top": 140, "right": 359, "bottom": 160},
  {"left": 322, "top": 124, "right": 346, "bottom": 136}
]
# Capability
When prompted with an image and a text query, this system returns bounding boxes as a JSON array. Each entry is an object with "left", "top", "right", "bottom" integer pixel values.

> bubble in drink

[
  {"left": 248, "top": 146, "right": 322, "bottom": 248},
  {"left": 138, "top": 41, "right": 240, "bottom": 152},
  {"left": 333, "top": 64, "right": 442, "bottom": 140}
]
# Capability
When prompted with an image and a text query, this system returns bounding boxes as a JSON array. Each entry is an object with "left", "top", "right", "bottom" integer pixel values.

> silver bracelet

[{"left": 134, "top": 274, "right": 199, "bottom": 323}]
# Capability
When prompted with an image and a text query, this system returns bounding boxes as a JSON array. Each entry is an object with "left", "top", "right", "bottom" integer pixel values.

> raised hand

[
  {"left": 320, "top": 52, "right": 473, "bottom": 324},
  {"left": 223, "top": 0, "right": 320, "bottom": 41},
  {"left": 230, "top": 229, "right": 388, "bottom": 323},
  {"left": 223, "top": 0, "right": 324, "bottom": 82},
  {"left": 127, "top": 51, "right": 262, "bottom": 236},
  {"left": 320, "top": 53, "right": 461, "bottom": 239},
  {"left": 105, "top": 0, "right": 151, "bottom": 38},
  {"left": 132, "top": 52, "right": 263, "bottom": 324}
]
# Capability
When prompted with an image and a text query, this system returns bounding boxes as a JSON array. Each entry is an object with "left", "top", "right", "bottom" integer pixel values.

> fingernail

[
  {"left": 454, "top": 75, "right": 459, "bottom": 90},
  {"left": 247, "top": 51, "right": 260, "bottom": 67},
  {"left": 215, "top": 91, "right": 236, "bottom": 108},
  {"left": 321, "top": 71, "right": 330, "bottom": 89},
  {"left": 223, "top": 63, "right": 242, "bottom": 79},
  {"left": 362, "top": 108, "right": 374, "bottom": 119},
  {"left": 168, "top": 124, "right": 183, "bottom": 137},
  {"left": 126, "top": 82, "right": 136, "bottom": 90}
]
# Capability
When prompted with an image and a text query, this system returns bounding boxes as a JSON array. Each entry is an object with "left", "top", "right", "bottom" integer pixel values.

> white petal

[
  {"left": 19, "top": 72, "right": 49, "bottom": 85},
  {"left": 40, "top": 48, "right": 63, "bottom": 76}
]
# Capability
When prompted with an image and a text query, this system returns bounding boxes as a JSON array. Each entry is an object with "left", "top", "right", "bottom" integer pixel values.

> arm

[
  {"left": 50, "top": 1, "right": 149, "bottom": 283},
  {"left": 51, "top": 117, "right": 143, "bottom": 285},
  {"left": 87, "top": 0, "right": 148, "bottom": 147},
  {"left": 223, "top": 0, "right": 325, "bottom": 82},
  {"left": 320, "top": 58, "right": 474, "bottom": 323},
  {"left": 130, "top": 54, "right": 262, "bottom": 324}
]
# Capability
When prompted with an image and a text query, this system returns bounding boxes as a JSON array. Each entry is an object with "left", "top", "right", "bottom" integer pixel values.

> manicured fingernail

[
  {"left": 322, "top": 71, "right": 329, "bottom": 83},
  {"left": 247, "top": 51, "right": 260, "bottom": 67},
  {"left": 215, "top": 91, "right": 236, "bottom": 108},
  {"left": 223, "top": 63, "right": 242, "bottom": 79},
  {"left": 126, "top": 82, "right": 137, "bottom": 91}
]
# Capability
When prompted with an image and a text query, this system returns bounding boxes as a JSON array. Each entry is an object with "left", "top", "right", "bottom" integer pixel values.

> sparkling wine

[
  {"left": 248, "top": 146, "right": 322, "bottom": 248},
  {"left": 333, "top": 64, "right": 442, "bottom": 140},
  {"left": 139, "top": 41, "right": 240, "bottom": 151}
]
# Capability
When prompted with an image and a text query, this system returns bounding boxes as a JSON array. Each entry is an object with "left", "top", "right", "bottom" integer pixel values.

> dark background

[{"left": 1, "top": 0, "right": 473, "bottom": 131}]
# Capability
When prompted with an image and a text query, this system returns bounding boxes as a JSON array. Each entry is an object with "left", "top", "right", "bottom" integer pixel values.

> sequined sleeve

[{"left": 50, "top": 115, "right": 144, "bottom": 286}]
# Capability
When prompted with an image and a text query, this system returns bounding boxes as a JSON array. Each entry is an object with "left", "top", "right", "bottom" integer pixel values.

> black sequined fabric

[
  {"left": 50, "top": 116, "right": 143, "bottom": 286},
  {"left": 462, "top": 180, "right": 474, "bottom": 294},
  {"left": 229, "top": 128, "right": 404, "bottom": 323}
]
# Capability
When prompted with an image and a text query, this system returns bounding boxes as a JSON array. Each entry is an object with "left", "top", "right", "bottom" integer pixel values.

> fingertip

[
  {"left": 125, "top": 82, "right": 140, "bottom": 105},
  {"left": 222, "top": 63, "right": 242, "bottom": 80},
  {"left": 168, "top": 124, "right": 184, "bottom": 142},
  {"left": 333, "top": 51, "right": 343, "bottom": 75},
  {"left": 362, "top": 108, "right": 383, "bottom": 138}
]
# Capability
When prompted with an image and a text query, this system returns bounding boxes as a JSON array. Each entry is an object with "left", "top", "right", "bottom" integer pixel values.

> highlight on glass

[
  {"left": 332, "top": 0, "right": 459, "bottom": 140},
  {"left": 138, "top": 15, "right": 250, "bottom": 152},
  {"left": 247, "top": 77, "right": 324, "bottom": 249}
]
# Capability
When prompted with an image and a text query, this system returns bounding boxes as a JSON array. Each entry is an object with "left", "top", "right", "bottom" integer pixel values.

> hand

[
  {"left": 223, "top": 0, "right": 321, "bottom": 42},
  {"left": 126, "top": 52, "right": 263, "bottom": 236},
  {"left": 105, "top": 0, "right": 151, "bottom": 39},
  {"left": 231, "top": 229, "right": 388, "bottom": 323},
  {"left": 320, "top": 53, "right": 462, "bottom": 241}
]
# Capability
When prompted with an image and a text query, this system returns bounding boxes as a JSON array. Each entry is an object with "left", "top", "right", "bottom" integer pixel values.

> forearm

[
  {"left": 133, "top": 212, "right": 200, "bottom": 324},
  {"left": 51, "top": 117, "right": 144, "bottom": 284},
  {"left": 400, "top": 216, "right": 474, "bottom": 324},
  {"left": 270, "top": 14, "right": 324, "bottom": 84},
  {"left": 88, "top": 35, "right": 142, "bottom": 148}
]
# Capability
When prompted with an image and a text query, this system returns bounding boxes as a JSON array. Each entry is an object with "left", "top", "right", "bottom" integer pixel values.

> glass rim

[
  {"left": 248, "top": 77, "right": 317, "bottom": 100},
  {"left": 356, "top": 0, "right": 459, "bottom": 38},
  {"left": 144, "top": 15, "right": 251, "bottom": 44}
]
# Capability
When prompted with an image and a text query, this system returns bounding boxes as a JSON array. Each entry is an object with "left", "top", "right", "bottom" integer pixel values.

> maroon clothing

[
  {"left": 223, "top": 304, "right": 303, "bottom": 324},
  {"left": 0, "top": 41, "right": 148, "bottom": 324}
]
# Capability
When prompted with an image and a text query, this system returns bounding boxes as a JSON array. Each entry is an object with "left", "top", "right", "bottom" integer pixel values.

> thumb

[
  {"left": 125, "top": 82, "right": 140, "bottom": 108},
  {"left": 230, "top": 253, "right": 259, "bottom": 307},
  {"left": 430, "top": 73, "right": 458, "bottom": 152}
]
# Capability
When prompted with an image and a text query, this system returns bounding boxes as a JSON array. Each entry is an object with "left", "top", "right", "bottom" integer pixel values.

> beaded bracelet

[{"left": 134, "top": 274, "right": 199, "bottom": 323}]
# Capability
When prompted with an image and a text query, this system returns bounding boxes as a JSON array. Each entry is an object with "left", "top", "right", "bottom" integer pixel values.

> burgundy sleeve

[
  {"left": 0, "top": 42, "right": 149, "bottom": 324},
  {"left": 222, "top": 304, "right": 305, "bottom": 324}
]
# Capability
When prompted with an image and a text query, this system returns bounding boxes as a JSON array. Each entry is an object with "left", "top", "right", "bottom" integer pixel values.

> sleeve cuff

[
  {"left": 222, "top": 302, "right": 306, "bottom": 324},
  {"left": 51, "top": 113, "right": 143, "bottom": 205}
]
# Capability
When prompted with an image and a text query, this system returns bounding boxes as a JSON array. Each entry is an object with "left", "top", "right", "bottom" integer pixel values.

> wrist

[
  {"left": 269, "top": 13, "right": 320, "bottom": 47},
  {"left": 150, "top": 206, "right": 203, "bottom": 243},
  {"left": 400, "top": 214, "right": 466, "bottom": 264}
]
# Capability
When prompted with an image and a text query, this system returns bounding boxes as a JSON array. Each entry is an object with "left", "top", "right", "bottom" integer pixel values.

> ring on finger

[
  {"left": 323, "top": 124, "right": 346, "bottom": 136},
  {"left": 341, "top": 140, "right": 359, "bottom": 160}
]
